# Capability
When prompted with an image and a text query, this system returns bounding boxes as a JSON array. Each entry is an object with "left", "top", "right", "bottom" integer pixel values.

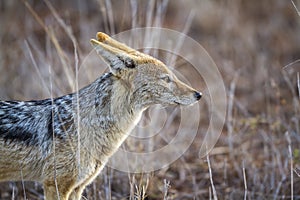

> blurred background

[{"left": 0, "top": 0, "right": 300, "bottom": 199}]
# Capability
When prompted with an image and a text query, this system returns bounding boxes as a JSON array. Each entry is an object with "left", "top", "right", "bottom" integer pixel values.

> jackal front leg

[{"left": 68, "top": 186, "right": 85, "bottom": 200}]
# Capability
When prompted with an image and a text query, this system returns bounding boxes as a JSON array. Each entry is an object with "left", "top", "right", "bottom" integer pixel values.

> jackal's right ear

[{"left": 90, "top": 38, "right": 137, "bottom": 76}]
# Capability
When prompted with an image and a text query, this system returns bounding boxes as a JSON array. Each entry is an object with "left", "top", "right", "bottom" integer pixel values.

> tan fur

[{"left": 0, "top": 32, "right": 201, "bottom": 199}]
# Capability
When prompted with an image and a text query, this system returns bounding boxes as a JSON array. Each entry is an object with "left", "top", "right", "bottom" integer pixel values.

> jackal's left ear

[
  {"left": 96, "top": 32, "right": 143, "bottom": 57},
  {"left": 90, "top": 38, "right": 136, "bottom": 76}
]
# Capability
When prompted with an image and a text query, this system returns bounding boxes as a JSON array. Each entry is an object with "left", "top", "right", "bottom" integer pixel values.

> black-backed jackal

[{"left": 0, "top": 32, "right": 201, "bottom": 200}]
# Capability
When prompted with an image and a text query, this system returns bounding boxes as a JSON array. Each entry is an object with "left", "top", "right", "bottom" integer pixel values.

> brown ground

[{"left": 0, "top": 0, "right": 299, "bottom": 199}]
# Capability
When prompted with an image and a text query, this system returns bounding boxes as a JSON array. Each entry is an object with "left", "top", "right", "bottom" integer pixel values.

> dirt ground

[{"left": 0, "top": 0, "right": 299, "bottom": 199}]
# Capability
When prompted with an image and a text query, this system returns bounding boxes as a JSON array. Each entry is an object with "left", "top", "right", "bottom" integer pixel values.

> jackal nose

[{"left": 194, "top": 91, "right": 202, "bottom": 100}]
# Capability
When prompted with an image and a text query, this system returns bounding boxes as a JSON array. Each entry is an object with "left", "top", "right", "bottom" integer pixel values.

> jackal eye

[
  {"left": 161, "top": 75, "right": 172, "bottom": 83},
  {"left": 118, "top": 56, "right": 136, "bottom": 68}
]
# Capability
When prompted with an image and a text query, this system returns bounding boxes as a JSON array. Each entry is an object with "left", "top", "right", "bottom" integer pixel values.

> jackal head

[{"left": 90, "top": 32, "right": 201, "bottom": 110}]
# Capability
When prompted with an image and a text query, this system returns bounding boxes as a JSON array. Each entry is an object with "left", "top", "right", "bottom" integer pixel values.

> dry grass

[{"left": 0, "top": 0, "right": 300, "bottom": 199}]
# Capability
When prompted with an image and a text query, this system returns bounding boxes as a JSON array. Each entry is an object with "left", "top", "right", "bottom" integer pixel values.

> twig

[
  {"left": 297, "top": 72, "right": 300, "bottom": 98},
  {"left": 294, "top": 168, "right": 300, "bottom": 177},
  {"left": 135, "top": 174, "right": 149, "bottom": 200},
  {"left": 286, "top": 131, "right": 293, "bottom": 199},
  {"left": 207, "top": 153, "right": 218, "bottom": 200},
  {"left": 282, "top": 59, "right": 300, "bottom": 71},
  {"left": 24, "top": 40, "right": 51, "bottom": 96},
  {"left": 23, "top": 0, "right": 74, "bottom": 88},
  {"left": 49, "top": 61, "right": 60, "bottom": 200},
  {"left": 105, "top": 0, "right": 115, "bottom": 35},
  {"left": 104, "top": 168, "right": 112, "bottom": 200},
  {"left": 11, "top": 183, "right": 15, "bottom": 200},
  {"left": 227, "top": 72, "right": 239, "bottom": 153},
  {"left": 130, "top": 0, "right": 138, "bottom": 29},
  {"left": 167, "top": 10, "right": 195, "bottom": 68},
  {"left": 20, "top": 169, "right": 27, "bottom": 200},
  {"left": 163, "top": 179, "right": 170, "bottom": 200},
  {"left": 242, "top": 161, "right": 248, "bottom": 200},
  {"left": 43, "top": 0, "right": 81, "bottom": 170},
  {"left": 291, "top": 0, "right": 300, "bottom": 16}
]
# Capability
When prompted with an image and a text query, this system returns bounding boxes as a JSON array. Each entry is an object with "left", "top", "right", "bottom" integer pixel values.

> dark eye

[
  {"left": 118, "top": 56, "right": 136, "bottom": 68},
  {"left": 124, "top": 58, "right": 135, "bottom": 68},
  {"left": 162, "top": 75, "right": 172, "bottom": 83}
]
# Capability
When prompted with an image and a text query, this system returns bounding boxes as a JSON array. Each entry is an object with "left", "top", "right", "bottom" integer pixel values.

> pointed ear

[
  {"left": 90, "top": 38, "right": 137, "bottom": 75},
  {"left": 96, "top": 32, "right": 147, "bottom": 58}
]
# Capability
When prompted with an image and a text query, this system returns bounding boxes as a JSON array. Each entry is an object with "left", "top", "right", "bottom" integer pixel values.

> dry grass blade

[
  {"left": 291, "top": 0, "right": 300, "bottom": 16},
  {"left": 285, "top": 132, "right": 294, "bottom": 200},
  {"left": 167, "top": 10, "right": 195, "bottom": 69},
  {"left": 105, "top": 0, "right": 115, "bottom": 35},
  {"left": 20, "top": 170, "right": 27, "bottom": 200},
  {"left": 227, "top": 71, "right": 239, "bottom": 147},
  {"left": 43, "top": 0, "right": 82, "bottom": 169},
  {"left": 242, "top": 161, "right": 247, "bottom": 200},
  {"left": 297, "top": 72, "right": 300, "bottom": 98},
  {"left": 206, "top": 153, "right": 218, "bottom": 200},
  {"left": 163, "top": 179, "right": 170, "bottom": 200},
  {"left": 24, "top": 40, "right": 51, "bottom": 95},
  {"left": 22, "top": 0, "right": 75, "bottom": 90}
]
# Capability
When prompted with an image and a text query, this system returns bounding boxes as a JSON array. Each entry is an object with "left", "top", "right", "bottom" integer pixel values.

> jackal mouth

[
  {"left": 173, "top": 99, "right": 198, "bottom": 106},
  {"left": 173, "top": 91, "right": 202, "bottom": 106},
  {"left": 173, "top": 100, "right": 189, "bottom": 106},
  {"left": 174, "top": 100, "right": 181, "bottom": 105}
]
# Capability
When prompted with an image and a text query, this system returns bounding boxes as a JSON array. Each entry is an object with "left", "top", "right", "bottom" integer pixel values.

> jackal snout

[{"left": 169, "top": 77, "right": 202, "bottom": 106}]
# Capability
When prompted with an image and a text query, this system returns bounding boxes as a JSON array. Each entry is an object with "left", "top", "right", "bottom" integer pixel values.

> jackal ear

[
  {"left": 90, "top": 39, "right": 136, "bottom": 75},
  {"left": 96, "top": 32, "right": 142, "bottom": 57}
]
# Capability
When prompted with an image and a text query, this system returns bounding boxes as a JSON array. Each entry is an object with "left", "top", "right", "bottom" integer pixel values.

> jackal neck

[
  {"left": 76, "top": 72, "right": 143, "bottom": 157},
  {"left": 77, "top": 72, "right": 141, "bottom": 135}
]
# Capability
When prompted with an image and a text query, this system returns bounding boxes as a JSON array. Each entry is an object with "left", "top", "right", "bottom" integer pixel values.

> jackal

[{"left": 0, "top": 32, "right": 201, "bottom": 200}]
